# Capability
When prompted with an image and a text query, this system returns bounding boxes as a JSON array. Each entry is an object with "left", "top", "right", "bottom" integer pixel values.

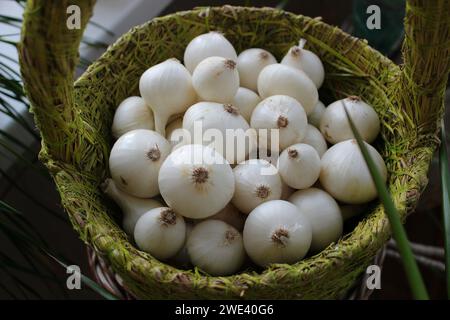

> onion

[
  {"left": 243, "top": 200, "right": 312, "bottom": 267},
  {"left": 289, "top": 188, "right": 343, "bottom": 252},
  {"left": 109, "top": 129, "right": 171, "bottom": 198},
  {"left": 112, "top": 96, "right": 154, "bottom": 139},
  {"left": 250, "top": 95, "right": 308, "bottom": 151},
  {"left": 134, "top": 207, "right": 186, "bottom": 260},
  {"left": 320, "top": 139, "right": 387, "bottom": 204},
  {"left": 158, "top": 144, "right": 235, "bottom": 219},
  {"left": 277, "top": 143, "right": 321, "bottom": 189},
  {"left": 257, "top": 63, "right": 318, "bottom": 115},
  {"left": 139, "top": 58, "right": 197, "bottom": 135},
  {"left": 187, "top": 220, "right": 245, "bottom": 276},
  {"left": 184, "top": 31, "right": 237, "bottom": 73},
  {"left": 320, "top": 96, "right": 380, "bottom": 144},
  {"left": 281, "top": 39, "right": 325, "bottom": 88},
  {"left": 232, "top": 159, "right": 282, "bottom": 214},
  {"left": 232, "top": 87, "right": 261, "bottom": 122},
  {"left": 192, "top": 56, "right": 239, "bottom": 103},
  {"left": 237, "top": 48, "right": 277, "bottom": 92},
  {"left": 182, "top": 101, "right": 256, "bottom": 164}
]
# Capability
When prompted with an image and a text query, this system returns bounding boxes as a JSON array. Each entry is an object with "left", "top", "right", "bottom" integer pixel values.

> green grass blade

[
  {"left": 439, "top": 122, "right": 450, "bottom": 298},
  {"left": 343, "top": 102, "right": 429, "bottom": 300},
  {"left": 48, "top": 255, "right": 118, "bottom": 300}
]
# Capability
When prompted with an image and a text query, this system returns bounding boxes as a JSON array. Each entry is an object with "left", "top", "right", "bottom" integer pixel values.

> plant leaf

[
  {"left": 48, "top": 254, "right": 118, "bottom": 300},
  {"left": 343, "top": 101, "right": 429, "bottom": 300},
  {"left": 439, "top": 122, "right": 450, "bottom": 298}
]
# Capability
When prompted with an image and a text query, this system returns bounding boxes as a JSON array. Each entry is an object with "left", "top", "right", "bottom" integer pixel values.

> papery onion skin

[
  {"left": 277, "top": 143, "right": 321, "bottom": 189},
  {"left": 281, "top": 43, "right": 325, "bottom": 88},
  {"left": 232, "top": 159, "right": 282, "bottom": 214},
  {"left": 158, "top": 144, "right": 235, "bottom": 219},
  {"left": 196, "top": 203, "right": 245, "bottom": 231},
  {"left": 139, "top": 58, "right": 197, "bottom": 135},
  {"left": 251, "top": 95, "right": 308, "bottom": 151},
  {"left": 112, "top": 96, "right": 154, "bottom": 139},
  {"left": 237, "top": 48, "right": 277, "bottom": 92},
  {"left": 257, "top": 64, "right": 318, "bottom": 115},
  {"left": 232, "top": 87, "right": 261, "bottom": 122},
  {"left": 307, "top": 100, "right": 326, "bottom": 128},
  {"left": 192, "top": 56, "right": 239, "bottom": 103},
  {"left": 243, "top": 200, "right": 312, "bottom": 267},
  {"left": 184, "top": 32, "right": 237, "bottom": 73},
  {"left": 187, "top": 220, "right": 245, "bottom": 276},
  {"left": 289, "top": 188, "right": 343, "bottom": 252},
  {"left": 301, "top": 124, "right": 328, "bottom": 158},
  {"left": 169, "top": 223, "right": 194, "bottom": 269},
  {"left": 320, "top": 96, "right": 380, "bottom": 144},
  {"left": 109, "top": 129, "right": 171, "bottom": 198},
  {"left": 102, "top": 178, "right": 162, "bottom": 236},
  {"left": 320, "top": 139, "right": 387, "bottom": 204},
  {"left": 183, "top": 101, "right": 255, "bottom": 164},
  {"left": 134, "top": 207, "right": 186, "bottom": 260}
]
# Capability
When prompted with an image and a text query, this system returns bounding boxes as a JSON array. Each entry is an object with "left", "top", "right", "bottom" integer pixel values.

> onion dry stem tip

[
  {"left": 192, "top": 167, "right": 209, "bottom": 184},
  {"left": 271, "top": 228, "right": 289, "bottom": 247},
  {"left": 160, "top": 208, "right": 177, "bottom": 226}
]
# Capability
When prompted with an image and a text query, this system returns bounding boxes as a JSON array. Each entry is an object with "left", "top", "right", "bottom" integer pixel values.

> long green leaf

[
  {"left": 48, "top": 254, "right": 118, "bottom": 300},
  {"left": 343, "top": 102, "right": 429, "bottom": 300},
  {"left": 439, "top": 122, "right": 450, "bottom": 298}
]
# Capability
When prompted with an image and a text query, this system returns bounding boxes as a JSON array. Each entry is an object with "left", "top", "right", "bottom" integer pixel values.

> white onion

[
  {"left": 250, "top": 95, "right": 308, "bottom": 151},
  {"left": 170, "top": 223, "right": 194, "bottom": 268},
  {"left": 166, "top": 117, "right": 190, "bottom": 151},
  {"left": 197, "top": 203, "right": 245, "bottom": 231},
  {"left": 183, "top": 102, "right": 255, "bottom": 164},
  {"left": 320, "top": 139, "right": 387, "bottom": 204},
  {"left": 288, "top": 188, "right": 343, "bottom": 252},
  {"left": 158, "top": 144, "right": 235, "bottom": 219},
  {"left": 237, "top": 48, "right": 277, "bottom": 92},
  {"left": 109, "top": 129, "right": 171, "bottom": 198},
  {"left": 232, "top": 87, "right": 261, "bottom": 122},
  {"left": 112, "top": 96, "right": 154, "bottom": 139},
  {"left": 277, "top": 143, "right": 320, "bottom": 189},
  {"left": 102, "top": 178, "right": 163, "bottom": 236},
  {"left": 308, "top": 100, "right": 326, "bottom": 128},
  {"left": 139, "top": 58, "right": 197, "bottom": 135},
  {"left": 187, "top": 220, "right": 245, "bottom": 276},
  {"left": 243, "top": 200, "right": 312, "bottom": 267},
  {"left": 301, "top": 124, "right": 327, "bottom": 157},
  {"left": 320, "top": 96, "right": 380, "bottom": 144},
  {"left": 192, "top": 56, "right": 239, "bottom": 103},
  {"left": 281, "top": 39, "right": 325, "bottom": 88},
  {"left": 184, "top": 32, "right": 237, "bottom": 73},
  {"left": 281, "top": 182, "right": 295, "bottom": 200},
  {"left": 134, "top": 207, "right": 186, "bottom": 260},
  {"left": 257, "top": 64, "right": 318, "bottom": 115},
  {"left": 232, "top": 159, "right": 282, "bottom": 214}
]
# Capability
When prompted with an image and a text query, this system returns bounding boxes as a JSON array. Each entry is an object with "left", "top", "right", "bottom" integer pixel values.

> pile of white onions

[{"left": 104, "top": 32, "right": 387, "bottom": 276}]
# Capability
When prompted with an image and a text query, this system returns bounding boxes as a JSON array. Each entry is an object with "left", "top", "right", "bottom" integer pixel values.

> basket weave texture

[{"left": 19, "top": 1, "right": 450, "bottom": 299}]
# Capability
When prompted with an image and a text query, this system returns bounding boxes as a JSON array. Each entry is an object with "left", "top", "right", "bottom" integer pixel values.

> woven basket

[{"left": 19, "top": 1, "right": 450, "bottom": 299}]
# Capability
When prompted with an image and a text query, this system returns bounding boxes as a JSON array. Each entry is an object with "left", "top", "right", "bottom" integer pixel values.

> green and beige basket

[{"left": 19, "top": 0, "right": 450, "bottom": 299}]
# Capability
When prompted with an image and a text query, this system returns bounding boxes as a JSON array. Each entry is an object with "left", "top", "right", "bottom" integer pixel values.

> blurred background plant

[{"left": 0, "top": 0, "right": 448, "bottom": 299}]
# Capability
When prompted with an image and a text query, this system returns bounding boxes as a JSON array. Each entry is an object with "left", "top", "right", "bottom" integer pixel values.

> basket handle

[
  {"left": 400, "top": 0, "right": 450, "bottom": 128},
  {"left": 19, "top": 0, "right": 96, "bottom": 163}
]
